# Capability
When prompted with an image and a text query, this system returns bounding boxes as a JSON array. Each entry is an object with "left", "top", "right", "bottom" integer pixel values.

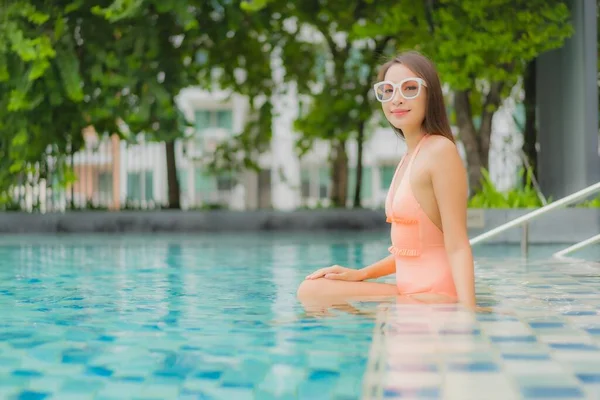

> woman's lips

[{"left": 391, "top": 109, "right": 410, "bottom": 116}]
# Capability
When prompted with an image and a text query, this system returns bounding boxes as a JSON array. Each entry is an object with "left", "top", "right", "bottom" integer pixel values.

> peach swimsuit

[{"left": 385, "top": 135, "right": 458, "bottom": 299}]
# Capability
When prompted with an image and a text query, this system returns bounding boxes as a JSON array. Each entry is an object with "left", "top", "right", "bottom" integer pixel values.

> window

[
  {"left": 347, "top": 167, "right": 373, "bottom": 202},
  {"left": 194, "top": 168, "right": 217, "bottom": 197},
  {"left": 216, "top": 172, "right": 235, "bottom": 191},
  {"left": 300, "top": 168, "right": 311, "bottom": 198},
  {"left": 380, "top": 165, "right": 396, "bottom": 190},
  {"left": 127, "top": 172, "right": 141, "bottom": 202},
  {"left": 127, "top": 170, "right": 153, "bottom": 203},
  {"left": 98, "top": 171, "right": 112, "bottom": 198},
  {"left": 194, "top": 109, "right": 233, "bottom": 134},
  {"left": 144, "top": 171, "right": 154, "bottom": 201},
  {"left": 318, "top": 167, "right": 329, "bottom": 199},
  {"left": 177, "top": 170, "right": 188, "bottom": 194}
]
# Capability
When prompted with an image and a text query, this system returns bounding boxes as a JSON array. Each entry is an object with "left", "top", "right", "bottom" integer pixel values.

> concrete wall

[
  {"left": 0, "top": 209, "right": 597, "bottom": 244},
  {"left": 537, "top": 0, "right": 600, "bottom": 199}
]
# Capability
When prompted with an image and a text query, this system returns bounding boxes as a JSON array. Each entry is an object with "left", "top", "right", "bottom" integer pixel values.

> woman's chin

[{"left": 390, "top": 121, "right": 417, "bottom": 131}]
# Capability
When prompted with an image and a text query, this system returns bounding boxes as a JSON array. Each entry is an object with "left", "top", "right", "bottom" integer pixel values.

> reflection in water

[
  {"left": 1, "top": 232, "right": 597, "bottom": 399},
  {"left": 0, "top": 233, "right": 386, "bottom": 398}
]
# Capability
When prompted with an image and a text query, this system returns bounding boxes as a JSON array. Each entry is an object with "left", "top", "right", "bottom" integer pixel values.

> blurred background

[{"left": 0, "top": 0, "right": 598, "bottom": 214}]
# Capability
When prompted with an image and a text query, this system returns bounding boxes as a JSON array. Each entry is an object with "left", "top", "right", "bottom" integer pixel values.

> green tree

[
  {"left": 0, "top": 0, "right": 130, "bottom": 208},
  {"left": 0, "top": 0, "right": 277, "bottom": 210},
  {"left": 424, "top": 0, "right": 573, "bottom": 194},
  {"left": 98, "top": 0, "right": 285, "bottom": 208},
  {"left": 243, "top": 0, "right": 573, "bottom": 203},
  {"left": 238, "top": 0, "right": 427, "bottom": 208},
  {"left": 92, "top": 1, "right": 203, "bottom": 209}
]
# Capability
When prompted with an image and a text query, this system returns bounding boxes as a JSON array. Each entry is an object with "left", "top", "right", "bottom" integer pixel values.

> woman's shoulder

[
  {"left": 425, "top": 134, "right": 458, "bottom": 156},
  {"left": 424, "top": 134, "right": 463, "bottom": 172}
]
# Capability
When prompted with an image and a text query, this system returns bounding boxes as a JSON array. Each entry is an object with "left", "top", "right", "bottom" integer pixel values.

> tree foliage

[
  {"left": 0, "top": 1, "right": 126, "bottom": 202},
  {"left": 0, "top": 0, "right": 280, "bottom": 208},
  {"left": 240, "top": 0, "right": 573, "bottom": 200},
  {"left": 422, "top": 0, "right": 573, "bottom": 193},
  {"left": 239, "top": 0, "right": 427, "bottom": 207},
  {"left": 0, "top": 0, "right": 576, "bottom": 210}
]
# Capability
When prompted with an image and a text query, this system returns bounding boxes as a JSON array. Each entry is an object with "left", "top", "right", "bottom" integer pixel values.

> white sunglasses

[{"left": 373, "top": 78, "right": 427, "bottom": 102}]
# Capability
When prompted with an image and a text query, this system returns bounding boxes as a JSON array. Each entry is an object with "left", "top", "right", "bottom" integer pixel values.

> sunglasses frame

[{"left": 373, "top": 78, "right": 428, "bottom": 103}]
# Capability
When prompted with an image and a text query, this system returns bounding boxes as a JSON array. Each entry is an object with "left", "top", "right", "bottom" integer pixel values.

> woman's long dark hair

[{"left": 376, "top": 50, "right": 455, "bottom": 143}]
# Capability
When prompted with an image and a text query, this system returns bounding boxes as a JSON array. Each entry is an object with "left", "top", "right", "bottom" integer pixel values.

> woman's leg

[
  {"left": 296, "top": 278, "right": 399, "bottom": 315},
  {"left": 297, "top": 278, "right": 399, "bottom": 300}
]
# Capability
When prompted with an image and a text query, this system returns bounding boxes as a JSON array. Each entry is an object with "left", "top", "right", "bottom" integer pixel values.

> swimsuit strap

[{"left": 406, "top": 134, "right": 429, "bottom": 172}]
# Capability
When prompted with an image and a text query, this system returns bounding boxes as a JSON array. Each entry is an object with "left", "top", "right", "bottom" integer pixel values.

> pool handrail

[
  {"left": 553, "top": 233, "right": 600, "bottom": 258},
  {"left": 469, "top": 181, "right": 600, "bottom": 257}
]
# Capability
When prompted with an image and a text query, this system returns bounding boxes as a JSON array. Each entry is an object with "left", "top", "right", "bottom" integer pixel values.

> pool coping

[{"left": 0, "top": 208, "right": 598, "bottom": 244}]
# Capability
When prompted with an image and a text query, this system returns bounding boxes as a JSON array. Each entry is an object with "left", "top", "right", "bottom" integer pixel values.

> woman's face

[{"left": 376, "top": 64, "right": 427, "bottom": 133}]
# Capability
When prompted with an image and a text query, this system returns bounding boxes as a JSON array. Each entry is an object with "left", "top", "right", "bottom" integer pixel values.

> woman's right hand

[{"left": 305, "top": 265, "right": 366, "bottom": 281}]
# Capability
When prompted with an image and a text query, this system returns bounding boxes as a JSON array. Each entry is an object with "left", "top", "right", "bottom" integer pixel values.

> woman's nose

[{"left": 392, "top": 88, "right": 403, "bottom": 104}]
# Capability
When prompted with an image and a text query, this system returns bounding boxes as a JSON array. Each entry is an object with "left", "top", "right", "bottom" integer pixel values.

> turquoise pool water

[
  {"left": 0, "top": 233, "right": 388, "bottom": 400},
  {"left": 0, "top": 232, "right": 599, "bottom": 399}
]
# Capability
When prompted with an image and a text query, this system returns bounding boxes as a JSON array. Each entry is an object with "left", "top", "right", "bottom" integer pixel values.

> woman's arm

[
  {"left": 358, "top": 254, "right": 396, "bottom": 280},
  {"left": 429, "top": 139, "right": 476, "bottom": 308}
]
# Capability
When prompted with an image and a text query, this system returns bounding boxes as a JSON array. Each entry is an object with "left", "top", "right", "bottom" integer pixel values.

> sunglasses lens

[
  {"left": 375, "top": 83, "right": 394, "bottom": 101},
  {"left": 401, "top": 79, "right": 420, "bottom": 99}
]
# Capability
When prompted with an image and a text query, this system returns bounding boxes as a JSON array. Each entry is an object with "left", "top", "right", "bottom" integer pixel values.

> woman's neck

[{"left": 403, "top": 128, "right": 427, "bottom": 154}]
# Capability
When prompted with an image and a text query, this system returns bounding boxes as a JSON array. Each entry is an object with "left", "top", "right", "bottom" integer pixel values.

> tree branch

[{"left": 479, "top": 81, "right": 503, "bottom": 161}]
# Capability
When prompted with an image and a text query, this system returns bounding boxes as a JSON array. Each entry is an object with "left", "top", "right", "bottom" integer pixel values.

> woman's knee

[{"left": 296, "top": 278, "right": 326, "bottom": 300}]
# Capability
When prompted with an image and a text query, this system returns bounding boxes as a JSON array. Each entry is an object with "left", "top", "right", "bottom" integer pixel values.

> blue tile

[
  {"left": 389, "top": 363, "right": 438, "bottom": 373},
  {"left": 529, "top": 322, "right": 565, "bottom": 329},
  {"left": 180, "top": 345, "right": 202, "bottom": 351},
  {"left": 489, "top": 336, "right": 537, "bottom": 343},
  {"left": 521, "top": 386, "right": 584, "bottom": 398},
  {"left": 576, "top": 373, "right": 600, "bottom": 384},
  {"left": 308, "top": 369, "right": 340, "bottom": 381},
  {"left": 178, "top": 389, "right": 214, "bottom": 399},
  {"left": 585, "top": 328, "right": 600, "bottom": 335},
  {"left": 448, "top": 362, "right": 500, "bottom": 373},
  {"left": 477, "top": 314, "right": 518, "bottom": 322},
  {"left": 549, "top": 343, "right": 599, "bottom": 351},
  {"left": 15, "top": 391, "right": 49, "bottom": 400},
  {"left": 383, "top": 387, "right": 440, "bottom": 398},
  {"left": 153, "top": 367, "right": 192, "bottom": 381},
  {"left": 0, "top": 331, "right": 33, "bottom": 341},
  {"left": 86, "top": 366, "right": 113, "bottom": 377},
  {"left": 562, "top": 311, "right": 597, "bottom": 316},
  {"left": 439, "top": 328, "right": 480, "bottom": 335},
  {"left": 12, "top": 369, "right": 43, "bottom": 377},
  {"left": 195, "top": 371, "right": 222, "bottom": 380},
  {"left": 116, "top": 376, "right": 145, "bottom": 382},
  {"left": 221, "top": 381, "right": 253, "bottom": 389},
  {"left": 10, "top": 340, "right": 48, "bottom": 349},
  {"left": 502, "top": 353, "right": 550, "bottom": 361},
  {"left": 97, "top": 335, "right": 116, "bottom": 342},
  {"left": 543, "top": 298, "right": 575, "bottom": 302},
  {"left": 61, "top": 348, "right": 94, "bottom": 364}
]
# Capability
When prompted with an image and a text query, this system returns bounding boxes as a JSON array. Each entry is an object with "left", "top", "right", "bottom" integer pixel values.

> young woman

[{"left": 297, "top": 51, "right": 476, "bottom": 310}]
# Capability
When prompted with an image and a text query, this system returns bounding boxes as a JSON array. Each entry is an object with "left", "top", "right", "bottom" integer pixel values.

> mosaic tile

[
  {"left": 3, "top": 235, "right": 600, "bottom": 399},
  {"left": 383, "top": 387, "right": 440, "bottom": 399},
  {"left": 520, "top": 386, "right": 585, "bottom": 399},
  {"left": 442, "top": 372, "right": 515, "bottom": 399},
  {"left": 364, "top": 258, "right": 600, "bottom": 399}
]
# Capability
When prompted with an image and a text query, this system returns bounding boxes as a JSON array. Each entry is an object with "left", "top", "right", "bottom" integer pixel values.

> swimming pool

[{"left": 0, "top": 232, "right": 599, "bottom": 399}]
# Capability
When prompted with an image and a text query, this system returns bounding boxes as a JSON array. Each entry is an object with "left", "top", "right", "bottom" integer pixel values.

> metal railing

[
  {"left": 469, "top": 181, "right": 600, "bottom": 257},
  {"left": 553, "top": 233, "right": 600, "bottom": 258}
]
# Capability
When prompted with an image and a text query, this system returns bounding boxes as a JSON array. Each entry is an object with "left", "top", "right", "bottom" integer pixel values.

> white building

[{"left": 14, "top": 83, "right": 524, "bottom": 213}]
